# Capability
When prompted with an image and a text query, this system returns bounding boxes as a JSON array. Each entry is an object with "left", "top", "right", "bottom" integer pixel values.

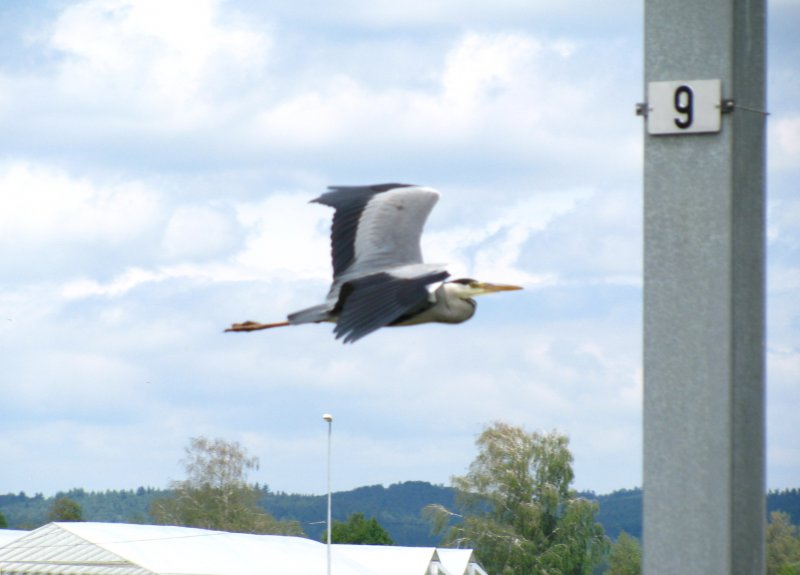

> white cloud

[
  {"left": 45, "top": 190, "right": 329, "bottom": 303},
  {"left": 769, "top": 115, "right": 800, "bottom": 171},
  {"left": 253, "top": 76, "right": 369, "bottom": 148},
  {"left": 516, "top": 187, "right": 643, "bottom": 285},
  {"left": 424, "top": 188, "right": 592, "bottom": 284},
  {"left": 46, "top": 0, "right": 268, "bottom": 128},
  {"left": 61, "top": 268, "right": 166, "bottom": 299},
  {"left": 441, "top": 33, "right": 543, "bottom": 117},
  {"left": 250, "top": 30, "right": 596, "bottom": 167},
  {"left": 0, "top": 161, "right": 159, "bottom": 244},
  {"left": 281, "top": 0, "right": 637, "bottom": 33},
  {"left": 10, "top": 351, "right": 146, "bottom": 413},
  {"left": 4, "top": 10, "right": 638, "bottom": 186},
  {"left": 0, "top": 162, "right": 162, "bottom": 281},
  {"left": 162, "top": 204, "right": 242, "bottom": 261}
]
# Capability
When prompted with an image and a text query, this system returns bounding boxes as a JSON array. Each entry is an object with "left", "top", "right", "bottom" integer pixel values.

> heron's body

[{"left": 227, "top": 183, "right": 521, "bottom": 343}]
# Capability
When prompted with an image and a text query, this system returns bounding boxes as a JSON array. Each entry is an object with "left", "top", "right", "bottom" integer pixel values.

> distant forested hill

[
  {"left": 0, "top": 487, "right": 164, "bottom": 530},
  {"left": 2, "top": 484, "right": 798, "bottom": 546},
  {"left": 584, "top": 487, "right": 800, "bottom": 540},
  {"left": 262, "top": 481, "right": 457, "bottom": 545},
  {"left": 585, "top": 488, "right": 645, "bottom": 540},
  {"left": 0, "top": 482, "right": 454, "bottom": 545}
]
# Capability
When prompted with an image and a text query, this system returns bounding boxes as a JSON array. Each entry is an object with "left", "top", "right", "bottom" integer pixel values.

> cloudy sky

[{"left": 1, "top": 0, "right": 797, "bottom": 499}]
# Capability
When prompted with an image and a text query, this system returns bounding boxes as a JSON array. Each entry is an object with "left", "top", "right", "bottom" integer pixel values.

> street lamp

[{"left": 323, "top": 413, "right": 333, "bottom": 575}]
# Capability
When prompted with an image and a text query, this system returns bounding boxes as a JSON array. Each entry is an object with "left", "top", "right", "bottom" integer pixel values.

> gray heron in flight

[{"left": 226, "top": 183, "right": 522, "bottom": 343}]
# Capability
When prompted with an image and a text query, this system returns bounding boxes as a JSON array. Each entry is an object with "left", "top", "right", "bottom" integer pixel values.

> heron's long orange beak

[{"left": 472, "top": 282, "right": 524, "bottom": 295}]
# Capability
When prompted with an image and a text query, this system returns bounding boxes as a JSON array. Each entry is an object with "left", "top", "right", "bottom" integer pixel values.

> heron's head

[{"left": 445, "top": 278, "right": 523, "bottom": 299}]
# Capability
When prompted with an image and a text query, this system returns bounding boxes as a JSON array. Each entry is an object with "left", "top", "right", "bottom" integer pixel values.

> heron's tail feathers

[
  {"left": 287, "top": 304, "right": 333, "bottom": 325},
  {"left": 225, "top": 320, "right": 291, "bottom": 332}
]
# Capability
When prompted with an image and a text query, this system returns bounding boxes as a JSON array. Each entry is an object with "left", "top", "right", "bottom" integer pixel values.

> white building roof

[
  {"left": 0, "top": 523, "right": 488, "bottom": 575},
  {"left": 0, "top": 531, "right": 26, "bottom": 548},
  {"left": 436, "top": 549, "right": 489, "bottom": 575}
]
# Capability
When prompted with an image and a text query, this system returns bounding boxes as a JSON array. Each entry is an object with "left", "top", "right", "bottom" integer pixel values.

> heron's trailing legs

[{"left": 225, "top": 320, "right": 291, "bottom": 332}]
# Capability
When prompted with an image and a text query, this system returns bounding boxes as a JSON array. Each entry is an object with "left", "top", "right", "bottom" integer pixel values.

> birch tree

[
  {"left": 427, "top": 422, "right": 607, "bottom": 575},
  {"left": 151, "top": 436, "right": 301, "bottom": 535}
]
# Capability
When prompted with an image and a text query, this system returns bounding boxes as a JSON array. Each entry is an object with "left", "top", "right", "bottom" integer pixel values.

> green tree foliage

[
  {"left": 0, "top": 510, "right": 7, "bottom": 528},
  {"left": 427, "top": 422, "right": 608, "bottom": 575},
  {"left": 48, "top": 497, "right": 84, "bottom": 522},
  {"left": 767, "top": 511, "right": 800, "bottom": 575},
  {"left": 150, "top": 437, "right": 302, "bottom": 535},
  {"left": 605, "top": 532, "right": 641, "bottom": 575},
  {"left": 324, "top": 512, "right": 394, "bottom": 545}
]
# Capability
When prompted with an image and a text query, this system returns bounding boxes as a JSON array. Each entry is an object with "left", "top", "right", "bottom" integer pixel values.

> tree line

[{"left": 0, "top": 482, "right": 455, "bottom": 545}]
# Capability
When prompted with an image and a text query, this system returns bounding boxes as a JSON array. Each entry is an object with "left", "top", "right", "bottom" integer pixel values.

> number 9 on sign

[
  {"left": 673, "top": 85, "right": 693, "bottom": 129},
  {"left": 646, "top": 79, "right": 721, "bottom": 135}
]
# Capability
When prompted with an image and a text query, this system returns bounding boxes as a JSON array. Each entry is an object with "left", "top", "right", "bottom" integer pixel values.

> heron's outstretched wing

[
  {"left": 333, "top": 270, "right": 450, "bottom": 343},
  {"left": 312, "top": 184, "right": 440, "bottom": 279}
]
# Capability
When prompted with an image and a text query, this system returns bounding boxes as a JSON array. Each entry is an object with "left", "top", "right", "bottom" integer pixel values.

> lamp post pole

[{"left": 323, "top": 414, "right": 333, "bottom": 575}]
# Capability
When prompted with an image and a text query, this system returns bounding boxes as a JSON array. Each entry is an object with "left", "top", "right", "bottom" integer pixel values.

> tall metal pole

[
  {"left": 642, "top": 0, "right": 766, "bottom": 573},
  {"left": 323, "top": 413, "right": 333, "bottom": 575}
]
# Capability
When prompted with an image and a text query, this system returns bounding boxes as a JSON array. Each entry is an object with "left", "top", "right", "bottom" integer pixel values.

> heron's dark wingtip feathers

[
  {"left": 333, "top": 325, "right": 374, "bottom": 344},
  {"left": 330, "top": 183, "right": 416, "bottom": 192},
  {"left": 312, "top": 183, "right": 415, "bottom": 207}
]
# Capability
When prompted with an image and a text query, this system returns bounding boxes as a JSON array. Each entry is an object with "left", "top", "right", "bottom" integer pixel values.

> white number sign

[{"left": 647, "top": 79, "right": 722, "bottom": 135}]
